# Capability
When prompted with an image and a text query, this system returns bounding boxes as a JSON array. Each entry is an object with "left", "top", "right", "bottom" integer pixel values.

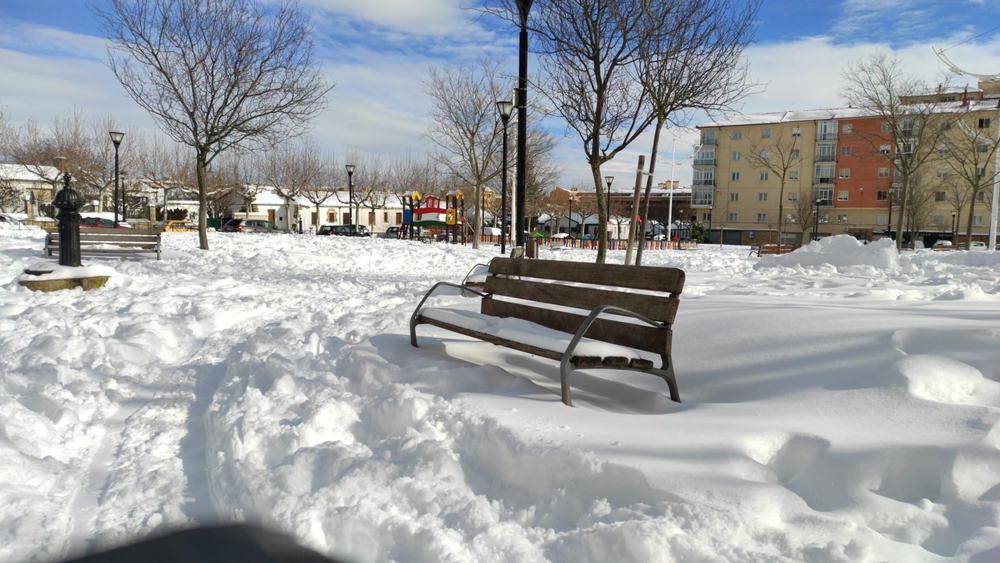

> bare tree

[
  {"left": 493, "top": 0, "right": 660, "bottom": 262},
  {"left": 262, "top": 138, "right": 325, "bottom": 231},
  {"left": 633, "top": 0, "right": 760, "bottom": 264},
  {"left": 424, "top": 57, "right": 507, "bottom": 249},
  {"left": 935, "top": 105, "right": 1000, "bottom": 246},
  {"left": 842, "top": 51, "right": 948, "bottom": 250},
  {"left": 744, "top": 130, "right": 802, "bottom": 252},
  {"left": 95, "top": 0, "right": 333, "bottom": 249}
]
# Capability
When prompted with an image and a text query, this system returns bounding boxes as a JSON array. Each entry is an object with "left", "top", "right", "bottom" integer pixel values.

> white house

[
  {"left": 0, "top": 164, "right": 62, "bottom": 217},
  {"left": 229, "top": 187, "right": 407, "bottom": 233}
]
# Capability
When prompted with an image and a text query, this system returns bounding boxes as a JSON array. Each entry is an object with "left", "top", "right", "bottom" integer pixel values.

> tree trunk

[
  {"left": 591, "top": 163, "right": 608, "bottom": 264},
  {"left": 636, "top": 116, "right": 665, "bottom": 266},
  {"left": 197, "top": 152, "right": 209, "bottom": 250},
  {"left": 624, "top": 155, "right": 645, "bottom": 266}
]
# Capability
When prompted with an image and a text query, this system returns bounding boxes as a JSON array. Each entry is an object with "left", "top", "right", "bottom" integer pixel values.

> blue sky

[{"left": 3, "top": 0, "right": 1000, "bottom": 188}]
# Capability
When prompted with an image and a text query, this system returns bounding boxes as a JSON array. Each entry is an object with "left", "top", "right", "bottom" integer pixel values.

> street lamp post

[
  {"left": 951, "top": 210, "right": 958, "bottom": 244},
  {"left": 110, "top": 131, "right": 124, "bottom": 227},
  {"left": 345, "top": 164, "right": 355, "bottom": 225},
  {"left": 604, "top": 175, "right": 614, "bottom": 239},
  {"left": 707, "top": 206, "right": 713, "bottom": 244},
  {"left": 813, "top": 198, "right": 821, "bottom": 242},
  {"left": 496, "top": 99, "right": 513, "bottom": 254},
  {"left": 886, "top": 187, "right": 896, "bottom": 241},
  {"left": 514, "top": 0, "right": 534, "bottom": 248},
  {"left": 567, "top": 193, "right": 574, "bottom": 238}
]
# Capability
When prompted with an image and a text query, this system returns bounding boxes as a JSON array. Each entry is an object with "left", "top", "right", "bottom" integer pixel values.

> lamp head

[
  {"left": 604, "top": 175, "right": 614, "bottom": 187},
  {"left": 345, "top": 164, "right": 355, "bottom": 176},
  {"left": 109, "top": 131, "right": 125, "bottom": 147},
  {"left": 496, "top": 100, "right": 513, "bottom": 121}
]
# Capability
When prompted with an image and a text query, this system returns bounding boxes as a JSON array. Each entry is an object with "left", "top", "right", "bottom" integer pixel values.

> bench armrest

[
  {"left": 410, "top": 281, "right": 489, "bottom": 346},
  {"left": 558, "top": 304, "right": 669, "bottom": 405}
]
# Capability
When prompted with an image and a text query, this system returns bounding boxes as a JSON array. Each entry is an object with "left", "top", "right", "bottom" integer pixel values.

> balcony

[
  {"left": 817, "top": 132, "right": 837, "bottom": 141},
  {"left": 814, "top": 154, "right": 836, "bottom": 162},
  {"left": 692, "top": 179, "right": 716, "bottom": 186},
  {"left": 693, "top": 158, "right": 716, "bottom": 166},
  {"left": 813, "top": 177, "right": 835, "bottom": 185},
  {"left": 691, "top": 197, "right": 714, "bottom": 207}
]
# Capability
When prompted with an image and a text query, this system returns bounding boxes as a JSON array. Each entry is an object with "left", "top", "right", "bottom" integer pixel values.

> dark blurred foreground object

[{"left": 63, "top": 524, "right": 340, "bottom": 563}]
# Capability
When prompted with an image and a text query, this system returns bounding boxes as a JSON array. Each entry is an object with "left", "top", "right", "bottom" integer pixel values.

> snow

[{"left": 1, "top": 230, "right": 1000, "bottom": 563}]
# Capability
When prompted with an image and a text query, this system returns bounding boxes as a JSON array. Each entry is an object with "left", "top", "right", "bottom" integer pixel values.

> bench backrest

[
  {"left": 482, "top": 257, "right": 684, "bottom": 356},
  {"left": 48, "top": 229, "right": 161, "bottom": 243}
]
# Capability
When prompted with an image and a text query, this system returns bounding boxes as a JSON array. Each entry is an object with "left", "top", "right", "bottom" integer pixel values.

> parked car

[
  {"left": 80, "top": 217, "right": 132, "bottom": 228},
  {"left": 160, "top": 220, "right": 198, "bottom": 232},
  {"left": 381, "top": 226, "right": 401, "bottom": 239},
  {"left": 220, "top": 218, "right": 276, "bottom": 233},
  {"left": 317, "top": 224, "right": 370, "bottom": 237},
  {"left": 968, "top": 241, "right": 987, "bottom": 250},
  {"left": 932, "top": 240, "right": 953, "bottom": 250}
]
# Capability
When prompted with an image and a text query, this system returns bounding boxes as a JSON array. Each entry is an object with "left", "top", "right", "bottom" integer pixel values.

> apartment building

[{"left": 694, "top": 98, "right": 1000, "bottom": 247}]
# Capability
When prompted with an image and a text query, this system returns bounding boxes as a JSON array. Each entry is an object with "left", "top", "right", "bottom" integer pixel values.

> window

[
  {"left": 880, "top": 144, "right": 892, "bottom": 155},
  {"left": 819, "top": 213, "right": 829, "bottom": 224},
  {"left": 729, "top": 212, "right": 738, "bottom": 221},
  {"left": 789, "top": 170, "right": 799, "bottom": 180},
  {"left": 878, "top": 167, "right": 889, "bottom": 178},
  {"left": 818, "top": 120, "right": 836, "bottom": 141},
  {"left": 759, "top": 171, "right": 769, "bottom": 181},
  {"left": 815, "top": 187, "right": 833, "bottom": 204},
  {"left": 757, "top": 213, "right": 767, "bottom": 223},
  {"left": 839, "top": 168, "right": 850, "bottom": 179},
  {"left": 932, "top": 214, "right": 945, "bottom": 226},
  {"left": 938, "top": 144, "right": 950, "bottom": 155},
  {"left": 842, "top": 123, "right": 853, "bottom": 134},
  {"left": 693, "top": 188, "right": 714, "bottom": 206},
  {"left": 979, "top": 118, "right": 991, "bottom": 129},
  {"left": 815, "top": 164, "right": 835, "bottom": 184},
  {"left": 877, "top": 190, "right": 888, "bottom": 201},
  {"left": 934, "top": 191, "right": 946, "bottom": 202},
  {"left": 732, "top": 130, "right": 742, "bottom": 140},
  {"left": 791, "top": 126, "right": 801, "bottom": 137},
  {"left": 787, "top": 191, "right": 798, "bottom": 201},
  {"left": 693, "top": 169, "right": 715, "bottom": 185},
  {"left": 383, "top": 211, "right": 389, "bottom": 222},
  {"left": 790, "top": 149, "right": 800, "bottom": 159},
  {"left": 977, "top": 191, "right": 987, "bottom": 202},
  {"left": 701, "top": 130, "right": 716, "bottom": 145},
  {"left": 881, "top": 121, "right": 892, "bottom": 132},
  {"left": 327, "top": 211, "right": 336, "bottom": 222},
  {"left": 841, "top": 146, "right": 852, "bottom": 156},
  {"left": 837, "top": 214, "right": 848, "bottom": 223},
  {"left": 973, "top": 215, "right": 984, "bottom": 226},
  {"left": 732, "top": 151, "right": 742, "bottom": 160},
  {"left": 838, "top": 190, "right": 849, "bottom": 201},
  {"left": 702, "top": 212, "right": 712, "bottom": 221},
  {"left": 936, "top": 167, "right": 948, "bottom": 178},
  {"left": 760, "top": 149, "right": 771, "bottom": 159},
  {"left": 396, "top": 212, "right": 403, "bottom": 224},
  {"left": 901, "top": 118, "right": 916, "bottom": 136},
  {"left": 940, "top": 120, "right": 952, "bottom": 131},
  {"left": 730, "top": 192, "right": 739, "bottom": 201},
  {"left": 901, "top": 142, "right": 915, "bottom": 154},
  {"left": 978, "top": 143, "right": 989, "bottom": 153},
  {"left": 758, "top": 192, "right": 767, "bottom": 202},
  {"left": 761, "top": 128, "right": 771, "bottom": 138},
  {"left": 977, "top": 167, "right": 987, "bottom": 178},
  {"left": 875, "top": 213, "right": 887, "bottom": 225},
  {"left": 786, "top": 213, "right": 796, "bottom": 223},
  {"left": 816, "top": 143, "right": 836, "bottom": 161},
  {"left": 731, "top": 172, "right": 741, "bottom": 181}
]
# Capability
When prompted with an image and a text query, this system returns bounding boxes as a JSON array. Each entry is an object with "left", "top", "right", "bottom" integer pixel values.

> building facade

[{"left": 695, "top": 98, "right": 1000, "bottom": 247}]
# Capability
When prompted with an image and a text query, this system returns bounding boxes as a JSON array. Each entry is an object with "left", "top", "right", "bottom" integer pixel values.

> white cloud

[{"left": 302, "top": 0, "right": 473, "bottom": 36}]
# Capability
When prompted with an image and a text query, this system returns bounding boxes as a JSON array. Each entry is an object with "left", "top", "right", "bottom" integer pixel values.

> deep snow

[{"left": 1, "top": 227, "right": 999, "bottom": 563}]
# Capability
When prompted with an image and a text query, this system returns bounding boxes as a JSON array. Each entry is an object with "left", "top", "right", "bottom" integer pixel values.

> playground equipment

[{"left": 401, "top": 191, "right": 466, "bottom": 243}]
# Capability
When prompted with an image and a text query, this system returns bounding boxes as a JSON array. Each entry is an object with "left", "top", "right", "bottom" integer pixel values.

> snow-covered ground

[{"left": 1, "top": 229, "right": 999, "bottom": 563}]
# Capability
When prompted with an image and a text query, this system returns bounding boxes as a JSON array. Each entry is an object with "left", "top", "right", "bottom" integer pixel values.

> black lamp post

[
  {"left": 514, "top": 0, "right": 534, "bottom": 248},
  {"left": 604, "top": 175, "right": 613, "bottom": 239},
  {"left": 110, "top": 131, "right": 124, "bottom": 227},
  {"left": 345, "top": 164, "right": 355, "bottom": 225},
  {"left": 568, "top": 193, "right": 574, "bottom": 237},
  {"left": 497, "top": 99, "right": 513, "bottom": 254},
  {"left": 951, "top": 210, "right": 957, "bottom": 243},
  {"left": 813, "top": 198, "right": 821, "bottom": 241},
  {"left": 707, "top": 206, "right": 713, "bottom": 244}
]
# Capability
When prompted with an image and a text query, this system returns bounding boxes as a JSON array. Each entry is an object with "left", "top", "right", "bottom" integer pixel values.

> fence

[{"left": 478, "top": 235, "right": 694, "bottom": 251}]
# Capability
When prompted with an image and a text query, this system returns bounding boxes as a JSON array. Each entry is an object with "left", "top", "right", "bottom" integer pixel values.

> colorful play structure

[{"left": 401, "top": 191, "right": 466, "bottom": 243}]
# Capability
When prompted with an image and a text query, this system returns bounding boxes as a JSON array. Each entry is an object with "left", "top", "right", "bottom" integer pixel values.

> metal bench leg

[
  {"left": 559, "top": 357, "right": 574, "bottom": 406},
  {"left": 654, "top": 354, "right": 681, "bottom": 403}
]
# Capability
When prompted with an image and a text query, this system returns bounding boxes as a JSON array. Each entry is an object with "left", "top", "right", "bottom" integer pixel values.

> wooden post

[{"left": 624, "top": 155, "right": 645, "bottom": 265}]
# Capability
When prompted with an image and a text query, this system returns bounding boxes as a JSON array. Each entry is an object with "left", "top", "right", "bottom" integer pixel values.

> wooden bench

[
  {"left": 46, "top": 228, "right": 162, "bottom": 260},
  {"left": 410, "top": 257, "right": 684, "bottom": 406},
  {"left": 749, "top": 244, "right": 800, "bottom": 257}
]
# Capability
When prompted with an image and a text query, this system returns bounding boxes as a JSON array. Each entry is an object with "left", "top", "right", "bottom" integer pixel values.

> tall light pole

[
  {"left": 951, "top": 210, "right": 958, "bottom": 244},
  {"left": 605, "top": 175, "right": 614, "bottom": 238},
  {"left": 497, "top": 99, "right": 513, "bottom": 254},
  {"left": 813, "top": 198, "right": 821, "bottom": 242},
  {"left": 109, "top": 131, "right": 124, "bottom": 227},
  {"left": 567, "top": 192, "right": 574, "bottom": 237},
  {"left": 514, "top": 0, "right": 534, "bottom": 249},
  {"left": 345, "top": 164, "right": 355, "bottom": 225}
]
